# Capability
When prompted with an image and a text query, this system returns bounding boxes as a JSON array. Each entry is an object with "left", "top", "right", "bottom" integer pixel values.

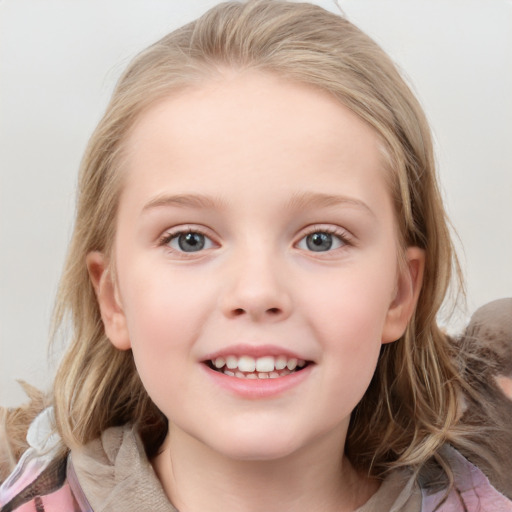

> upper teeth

[{"left": 212, "top": 355, "right": 306, "bottom": 373}]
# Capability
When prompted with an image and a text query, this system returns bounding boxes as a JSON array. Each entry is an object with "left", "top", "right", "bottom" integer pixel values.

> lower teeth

[
  {"left": 208, "top": 361, "right": 307, "bottom": 379},
  {"left": 223, "top": 368, "right": 294, "bottom": 379}
]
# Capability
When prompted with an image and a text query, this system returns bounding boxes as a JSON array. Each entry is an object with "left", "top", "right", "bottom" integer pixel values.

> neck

[{"left": 151, "top": 426, "right": 379, "bottom": 512}]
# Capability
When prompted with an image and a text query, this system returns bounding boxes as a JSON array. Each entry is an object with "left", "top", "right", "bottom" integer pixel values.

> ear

[
  {"left": 86, "top": 251, "right": 131, "bottom": 350},
  {"left": 381, "top": 246, "right": 425, "bottom": 344}
]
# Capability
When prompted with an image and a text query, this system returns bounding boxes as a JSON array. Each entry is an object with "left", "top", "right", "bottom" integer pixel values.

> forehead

[{"left": 120, "top": 71, "right": 390, "bottom": 213}]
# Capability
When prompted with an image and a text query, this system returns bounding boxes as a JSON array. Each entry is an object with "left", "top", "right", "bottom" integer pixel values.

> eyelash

[
  {"left": 158, "top": 225, "right": 352, "bottom": 253},
  {"left": 296, "top": 225, "right": 353, "bottom": 251},
  {"left": 158, "top": 226, "right": 215, "bottom": 255},
  {"left": 159, "top": 228, "right": 203, "bottom": 245}
]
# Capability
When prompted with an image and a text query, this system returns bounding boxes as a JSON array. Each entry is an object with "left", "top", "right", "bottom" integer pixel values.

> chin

[
  {"left": 204, "top": 427, "right": 305, "bottom": 462},
  {"left": 218, "top": 442, "right": 300, "bottom": 462}
]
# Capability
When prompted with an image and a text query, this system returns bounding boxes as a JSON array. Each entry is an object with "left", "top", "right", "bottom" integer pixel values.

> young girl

[{"left": 1, "top": 1, "right": 511, "bottom": 510}]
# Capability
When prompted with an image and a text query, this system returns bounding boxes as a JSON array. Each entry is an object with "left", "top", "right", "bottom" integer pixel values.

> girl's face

[{"left": 90, "top": 71, "right": 423, "bottom": 462}]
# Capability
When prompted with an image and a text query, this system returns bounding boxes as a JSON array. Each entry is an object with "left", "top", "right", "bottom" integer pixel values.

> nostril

[{"left": 230, "top": 307, "right": 281, "bottom": 317}]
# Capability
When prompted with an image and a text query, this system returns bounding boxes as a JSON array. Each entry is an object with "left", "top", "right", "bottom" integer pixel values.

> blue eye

[
  {"left": 298, "top": 231, "right": 345, "bottom": 252},
  {"left": 166, "top": 231, "right": 214, "bottom": 252}
]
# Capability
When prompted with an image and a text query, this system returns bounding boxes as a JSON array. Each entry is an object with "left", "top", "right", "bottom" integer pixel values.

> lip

[
  {"left": 201, "top": 360, "right": 314, "bottom": 400},
  {"left": 203, "top": 344, "right": 310, "bottom": 361}
]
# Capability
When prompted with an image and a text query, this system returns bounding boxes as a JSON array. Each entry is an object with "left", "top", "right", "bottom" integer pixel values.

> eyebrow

[
  {"left": 141, "top": 191, "right": 375, "bottom": 217},
  {"left": 142, "top": 193, "right": 226, "bottom": 213},
  {"left": 286, "top": 192, "right": 376, "bottom": 218}
]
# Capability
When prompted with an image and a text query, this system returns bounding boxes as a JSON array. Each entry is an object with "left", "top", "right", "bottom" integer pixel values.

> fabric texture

[
  {"left": 1, "top": 418, "right": 512, "bottom": 512},
  {"left": 0, "top": 407, "right": 79, "bottom": 511},
  {"left": 70, "top": 427, "right": 176, "bottom": 512}
]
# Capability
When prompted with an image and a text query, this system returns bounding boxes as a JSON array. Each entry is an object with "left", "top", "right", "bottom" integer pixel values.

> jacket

[{"left": 1, "top": 410, "right": 511, "bottom": 512}]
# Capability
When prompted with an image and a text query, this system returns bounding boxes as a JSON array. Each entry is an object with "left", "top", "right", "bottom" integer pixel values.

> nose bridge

[{"left": 222, "top": 239, "right": 291, "bottom": 321}]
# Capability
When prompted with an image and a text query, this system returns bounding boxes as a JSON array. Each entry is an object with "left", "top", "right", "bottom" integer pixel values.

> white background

[{"left": 1, "top": 0, "right": 511, "bottom": 406}]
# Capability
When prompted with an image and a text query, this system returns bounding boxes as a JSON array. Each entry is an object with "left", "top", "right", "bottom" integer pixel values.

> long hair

[{"left": 51, "top": 0, "right": 500, "bottom": 484}]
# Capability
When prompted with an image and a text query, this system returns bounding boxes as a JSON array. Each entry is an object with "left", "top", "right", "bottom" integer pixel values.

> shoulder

[
  {"left": 0, "top": 408, "right": 88, "bottom": 512},
  {"left": 2, "top": 419, "right": 176, "bottom": 512},
  {"left": 69, "top": 424, "right": 177, "bottom": 511},
  {"left": 421, "top": 446, "right": 512, "bottom": 512},
  {"left": 0, "top": 452, "right": 83, "bottom": 512}
]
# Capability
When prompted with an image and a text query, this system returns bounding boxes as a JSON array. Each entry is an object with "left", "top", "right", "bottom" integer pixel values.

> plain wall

[{"left": 1, "top": 0, "right": 511, "bottom": 406}]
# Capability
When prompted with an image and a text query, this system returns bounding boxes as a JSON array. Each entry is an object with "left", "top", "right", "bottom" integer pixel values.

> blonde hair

[{"left": 51, "top": 0, "right": 497, "bottom": 482}]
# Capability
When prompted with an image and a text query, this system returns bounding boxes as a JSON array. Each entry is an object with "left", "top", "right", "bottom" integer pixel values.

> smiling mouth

[{"left": 205, "top": 355, "right": 311, "bottom": 379}]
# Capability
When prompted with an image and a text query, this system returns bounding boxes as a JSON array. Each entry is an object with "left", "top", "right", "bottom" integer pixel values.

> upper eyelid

[
  {"left": 296, "top": 224, "right": 353, "bottom": 240},
  {"left": 156, "top": 223, "right": 353, "bottom": 246},
  {"left": 293, "top": 225, "right": 355, "bottom": 254},
  {"left": 158, "top": 225, "right": 217, "bottom": 245},
  {"left": 160, "top": 224, "right": 213, "bottom": 236}
]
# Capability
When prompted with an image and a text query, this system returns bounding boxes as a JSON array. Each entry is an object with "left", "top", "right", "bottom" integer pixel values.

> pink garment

[
  {"left": 6, "top": 482, "right": 78, "bottom": 512},
  {"left": 422, "top": 446, "right": 512, "bottom": 512},
  {"left": 1, "top": 423, "right": 511, "bottom": 511},
  {"left": 0, "top": 453, "right": 82, "bottom": 511}
]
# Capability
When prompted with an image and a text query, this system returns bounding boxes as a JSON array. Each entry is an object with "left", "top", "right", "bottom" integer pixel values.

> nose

[{"left": 221, "top": 251, "right": 292, "bottom": 322}]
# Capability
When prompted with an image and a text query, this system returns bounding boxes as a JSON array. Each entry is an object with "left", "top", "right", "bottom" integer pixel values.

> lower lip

[{"left": 202, "top": 364, "right": 313, "bottom": 399}]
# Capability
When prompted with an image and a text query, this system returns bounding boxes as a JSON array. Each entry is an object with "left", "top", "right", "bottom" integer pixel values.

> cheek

[
  {"left": 118, "top": 271, "right": 206, "bottom": 413},
  {"left": 307, "top": 262, "right": 397, "bottom": 341},
  {"left": 119, "top": 258, "right": 212, "bottom": 333}
]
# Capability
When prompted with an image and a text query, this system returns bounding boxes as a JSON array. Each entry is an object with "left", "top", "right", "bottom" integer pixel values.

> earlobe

[
  {"left": 86, "top": 251, "right": 132, "bottom": 351},
  {"left": 381, "top": 246, "right": 425, "bottom": 344}
]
